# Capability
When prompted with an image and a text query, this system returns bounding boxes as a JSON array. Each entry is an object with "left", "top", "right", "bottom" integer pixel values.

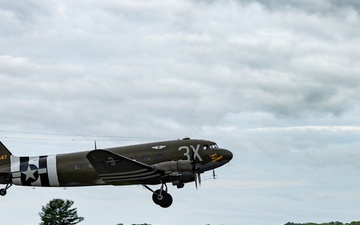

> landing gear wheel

[
  {"left": 0, "top": 188, "right": 7, "bottom": 196},
  {"left": 163, "top": 192, "right": 173, "bottom": 208},
  {"left": 152, "top": 189, "right": 173, "bottom": 208},
  {"left": 0, "top": 183, "right": 12, "bottom": 196}
]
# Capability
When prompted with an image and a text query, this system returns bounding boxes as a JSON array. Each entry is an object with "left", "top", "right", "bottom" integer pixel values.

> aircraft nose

[
  {"left": 211, "top": 148, "right": 233, "bottom": 164},
  {"left": 199, "top": 147, "right": 233, "bottom": 172},
  {"left": 221, "top": 148, "right": 233, "bottom": 162}
]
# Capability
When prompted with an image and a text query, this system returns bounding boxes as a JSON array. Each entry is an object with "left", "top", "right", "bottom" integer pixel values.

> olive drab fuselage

[{"left": 0, "top": 138, "right": 233, "bottom": 207}]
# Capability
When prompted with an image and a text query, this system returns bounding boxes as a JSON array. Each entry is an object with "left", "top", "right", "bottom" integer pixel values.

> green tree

[
  {"left": 39, "top": 198, "right": 84, "bottom": 225},
  {"left": 284, "top": 222, "right": 360, "bottom": 225}
]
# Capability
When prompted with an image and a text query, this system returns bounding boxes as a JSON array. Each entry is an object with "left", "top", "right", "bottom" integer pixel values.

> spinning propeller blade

[{"left": 190, "top": 146, "right": 201, "bottom": 189}]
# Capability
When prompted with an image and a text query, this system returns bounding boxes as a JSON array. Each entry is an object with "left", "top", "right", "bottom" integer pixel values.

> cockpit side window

[
  {"left": 204, "top": 143, "right": 218, "bottom": 149},
  {"left": 210, "top": 144, "right": 218, "bottom": 149}
]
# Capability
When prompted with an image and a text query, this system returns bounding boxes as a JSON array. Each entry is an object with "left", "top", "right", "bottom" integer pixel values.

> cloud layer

[{"left": 1, "top": 1, "right": 360, "bottom": 225}]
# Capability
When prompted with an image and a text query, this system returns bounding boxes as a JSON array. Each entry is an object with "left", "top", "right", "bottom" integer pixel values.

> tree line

[
  {"left": 285, "top": 222, "right": 360, "bottom": 225},
  {"left": 38, "top": 199, "right": 360, "bottom": 225}
]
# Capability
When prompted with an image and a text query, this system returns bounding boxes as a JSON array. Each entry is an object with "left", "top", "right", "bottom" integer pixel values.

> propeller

[
  {"left": 194, "top": 172, "right": 201, "bottom": 189},
  {"left": 190, "top": 147, "right": 201, "bottom": 189}
]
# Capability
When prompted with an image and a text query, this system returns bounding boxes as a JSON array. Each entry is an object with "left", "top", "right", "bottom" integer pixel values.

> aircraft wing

[{"left": 86, "top": 150, "right": 163, "bottom": 185}]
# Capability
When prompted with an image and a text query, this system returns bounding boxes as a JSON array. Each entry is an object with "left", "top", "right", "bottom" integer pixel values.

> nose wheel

[{"left": 143, "top": 183, "right": 173, "bottom": 208}]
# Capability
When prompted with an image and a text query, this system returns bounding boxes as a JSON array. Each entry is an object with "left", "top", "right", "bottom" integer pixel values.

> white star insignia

[{"left": 22, "top": 165, "right": 36, "bottom": 181}]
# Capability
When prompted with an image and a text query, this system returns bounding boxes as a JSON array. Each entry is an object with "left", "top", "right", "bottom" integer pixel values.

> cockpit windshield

[{"left": 203, "top": 143, "right": 218, "bottom": 150}]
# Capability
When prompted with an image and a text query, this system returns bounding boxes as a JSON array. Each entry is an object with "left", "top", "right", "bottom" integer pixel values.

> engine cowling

[
  {"left": 153, "top": 160, "right": 195, "bottom": 187},
  {"left": 153, "top": 160, "right": 192, "bottom": 173}
]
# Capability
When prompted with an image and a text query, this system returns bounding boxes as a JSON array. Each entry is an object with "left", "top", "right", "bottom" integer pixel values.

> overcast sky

[{"left": 1, "top": 0, "right": 360, "bottom": 225}]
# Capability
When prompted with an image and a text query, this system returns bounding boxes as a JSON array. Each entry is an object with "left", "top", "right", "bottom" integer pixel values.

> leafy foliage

[
  {"left": 117, "top": 221, "right": 360, "bottom": 225},
  {"left": 39, "top": 199, "right": 84, "bottom": 225},
  {"left": 117, "top": 224, "right": 151, "bottom": 225},
  {"left": 284, "top": 222, "right": 360, "bottom": 225}
]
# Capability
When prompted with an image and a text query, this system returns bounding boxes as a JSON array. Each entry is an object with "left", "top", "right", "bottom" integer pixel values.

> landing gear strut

[
  {"left": 0, "top": 183, "right": 12, "bottom": 196},
  {"left": 143, "top": 183, "right": 173, "bottom": 208}
]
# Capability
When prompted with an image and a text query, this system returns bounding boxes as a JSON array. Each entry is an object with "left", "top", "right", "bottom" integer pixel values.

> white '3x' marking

[
  {"left": 178, "top": 145, "right": 203, "bottom": 162},
  {"left": 190, "top": 145, "right": 202, "bottom": 161}
]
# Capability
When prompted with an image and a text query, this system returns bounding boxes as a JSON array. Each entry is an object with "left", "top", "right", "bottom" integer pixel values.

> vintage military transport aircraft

[{"left": 0, "top": 138, "right": 232, "bottom": 207}]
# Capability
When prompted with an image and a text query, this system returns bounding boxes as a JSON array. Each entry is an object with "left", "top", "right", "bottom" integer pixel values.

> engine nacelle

[{"left": 154, "top": 160, "right": 193, "bottom": 174}]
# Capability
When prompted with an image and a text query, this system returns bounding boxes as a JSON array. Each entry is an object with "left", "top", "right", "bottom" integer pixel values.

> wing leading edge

[{"left": 86, "top": 150, "right": 163, "bottom": 185}]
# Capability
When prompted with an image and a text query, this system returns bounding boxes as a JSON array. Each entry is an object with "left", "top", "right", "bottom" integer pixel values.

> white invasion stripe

[
  {"left": 29, "top": 156, "right": 39, "bottom": 165},
  {"left": 103, "top": 174, "right": 161, "bottom": 183},
  {"left": 100, "top": 171, "right": 156, "bottom": 180},
  {"left": 10, "top": 155, "right": 19, "bottom": 172},
  {"left": 10, "top": 156, "right": 21, "bottom": 185},
  {"left": 47, "top": 155, "right": 59, "bottom": 187},
  {"left": 100, "top": 169, "right": 150, "bottom": 177}
]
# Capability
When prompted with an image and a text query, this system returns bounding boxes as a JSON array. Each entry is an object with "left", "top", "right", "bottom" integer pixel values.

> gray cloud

[
  {"left": 240, "top": 0, "right": 360, "bottom": 15},
  {"left": 1, "top": 1, "right": 360, "bottom": 224}
]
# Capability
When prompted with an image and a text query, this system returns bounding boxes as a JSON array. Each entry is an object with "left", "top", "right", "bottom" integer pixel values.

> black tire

[
  {"left": 152, "top": 189, "right": 167, "bottom": 205},
  {"left": 160, "top": 192, "right": 173, "bottom": 208},
  {"left": 152, "top": 190, "right": 173, "bottom": 208},
  {"left": 0, "top": 188, "right": 6, "bottom": 196}
]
